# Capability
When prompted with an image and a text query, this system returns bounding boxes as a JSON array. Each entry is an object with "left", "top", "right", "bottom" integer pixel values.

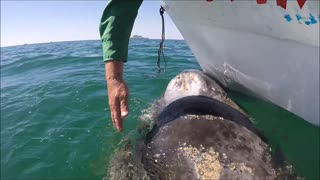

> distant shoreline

[
  {"left": 1, "top": 38, "right": 184, "bottom": 48},
  {"left": 131, "top": 35, "right": 149, "bottom": 39}
]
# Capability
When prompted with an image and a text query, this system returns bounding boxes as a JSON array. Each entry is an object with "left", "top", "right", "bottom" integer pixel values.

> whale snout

[
  {"left": 167, "top": 70, "right": 208, "bottom": 92},
  {"left": 163, "top": 69, "right": 219, "bottom": 105},
  {"left": 161, "top": 70, "right": 244, "bottom": 114}
]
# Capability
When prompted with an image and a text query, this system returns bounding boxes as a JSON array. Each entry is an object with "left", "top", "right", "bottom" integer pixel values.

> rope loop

[{"left": 157, "top": 6, "right": 166, "bottom": 74}]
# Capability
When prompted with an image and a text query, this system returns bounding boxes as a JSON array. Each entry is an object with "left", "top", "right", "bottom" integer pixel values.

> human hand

[
  {"left": 107, "top": 79, "right": 129, "bottom": 131},
  {"left": 105, "top": 61, "right": 129, "bottom": 131}
]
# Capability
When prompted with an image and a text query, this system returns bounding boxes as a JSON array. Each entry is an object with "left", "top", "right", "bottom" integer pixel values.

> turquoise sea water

[{"left": 1, "top": 39, "right": 319, "bottom": 179}]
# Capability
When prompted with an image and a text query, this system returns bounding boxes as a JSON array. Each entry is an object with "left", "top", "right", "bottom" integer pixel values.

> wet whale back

[
  {"left": 108, "top": 70, "right": 296, "bottom": 180},
  {"left": 146, "top": 95, "right": 266, "bottom": 143}
]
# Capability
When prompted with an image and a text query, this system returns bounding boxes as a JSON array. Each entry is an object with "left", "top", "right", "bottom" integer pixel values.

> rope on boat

[{"left": 157, "top": 6, "right": 166, "bottom": 73}]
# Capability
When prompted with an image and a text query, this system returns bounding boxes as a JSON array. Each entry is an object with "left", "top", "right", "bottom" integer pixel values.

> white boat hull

[{"left": 162, "top": 0, "right": 319, "bottom": 126}]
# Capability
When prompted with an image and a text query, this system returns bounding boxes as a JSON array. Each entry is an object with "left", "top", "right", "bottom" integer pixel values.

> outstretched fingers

[
  {"left": 110, "top": 98, "right": 123, "bottom": 131},
  {"left": 120, "top": 94, "right": 129, "bottom": 119}
]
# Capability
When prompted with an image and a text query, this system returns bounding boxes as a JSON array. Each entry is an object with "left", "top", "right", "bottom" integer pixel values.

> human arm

[{"left": 99, "top": 0, "right": 143, "bottom": 131}]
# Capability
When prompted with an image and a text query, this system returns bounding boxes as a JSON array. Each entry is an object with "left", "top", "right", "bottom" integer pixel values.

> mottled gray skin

[
  {"left": 108, "top": 70, "right": 295, "bottom": 180},
  {"left": 156, "top": 69, "right": 247, "bottom": 115},
  {"left": 142, "top": 115, "right": 276, "bottom": 179}
]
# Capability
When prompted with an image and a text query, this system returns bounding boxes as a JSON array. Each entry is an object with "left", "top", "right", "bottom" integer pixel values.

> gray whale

[{"left": 108, "top": 70, "right": 296, "bottom": 180}]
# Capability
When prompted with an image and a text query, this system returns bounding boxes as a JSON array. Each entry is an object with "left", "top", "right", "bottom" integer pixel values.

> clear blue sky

[{"left": 1, "top": 1, "right": 183, "bottom": 47}]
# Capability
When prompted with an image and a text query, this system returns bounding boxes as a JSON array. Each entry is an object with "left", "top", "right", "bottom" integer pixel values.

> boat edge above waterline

[{"left": 161, "top": 0, "right": 319, "bottom": 126}]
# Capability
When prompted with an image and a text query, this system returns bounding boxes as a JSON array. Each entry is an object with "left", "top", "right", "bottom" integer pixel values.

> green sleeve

[{"left": 99, "top": 0, "right": 143, "bottom": 62}]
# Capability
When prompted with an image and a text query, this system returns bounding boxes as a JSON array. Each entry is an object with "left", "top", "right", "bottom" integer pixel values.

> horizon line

[{"left": 1, "top": 38, "right": 185, "bottom": 48}]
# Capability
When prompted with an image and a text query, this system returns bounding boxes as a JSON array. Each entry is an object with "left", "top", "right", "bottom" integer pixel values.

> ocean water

[{"left": 1, "top": 39, "right": 319, "bottom": 179}]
